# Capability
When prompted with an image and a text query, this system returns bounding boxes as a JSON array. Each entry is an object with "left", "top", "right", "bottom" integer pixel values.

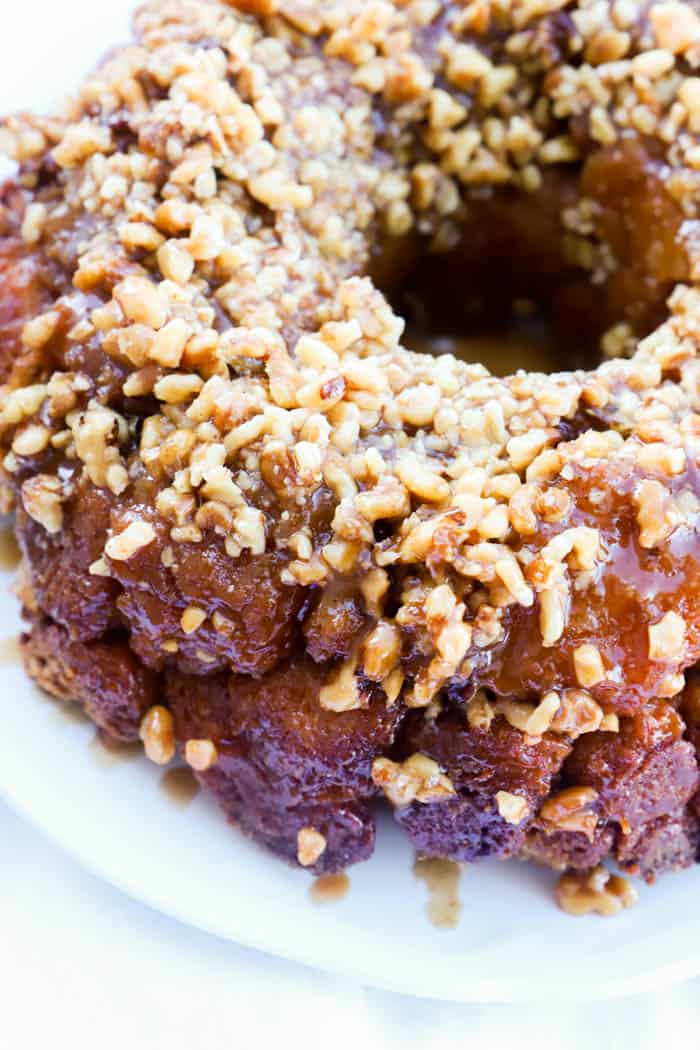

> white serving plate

[{"left": 3, "top": 0, "right": 700, "bottom": 1005}]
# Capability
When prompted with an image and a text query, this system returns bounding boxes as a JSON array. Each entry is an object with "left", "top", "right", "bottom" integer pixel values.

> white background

[{"left": 3, "top": 2, "right": 700, "bottom": 1044}]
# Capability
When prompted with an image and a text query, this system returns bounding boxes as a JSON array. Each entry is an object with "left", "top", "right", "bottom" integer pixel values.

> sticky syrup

[
  {"left": 310, "top": 871, "right": 350, "bottom": 904},
  {"left": 0, "top": 635, "right": 21, "bottom": 665},
  {"left": 414, "top": 857, "right": 463, "bottom": 930},
  {"left": 0, "top": 528, "right": 20, "bottom": 572},
  {"left": 159, "top": 765, "right": 200, "bottom": 806}
]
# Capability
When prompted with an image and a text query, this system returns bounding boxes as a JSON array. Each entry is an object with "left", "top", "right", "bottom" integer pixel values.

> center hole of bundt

[
  {"left": 390, "top": 244, "right": 603, "bottom": 377},
  {"left": 402, "top": 300, "right": 563, "bottom": 376}
]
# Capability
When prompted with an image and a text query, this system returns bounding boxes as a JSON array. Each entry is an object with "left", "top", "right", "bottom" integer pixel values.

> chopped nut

[
  {"left": 445, "top": 42, "right": 491, "bottom": 89},
  {"left": 556, "top": 866, "right": 638, "bottom": 917},
  {"left": 88, "top": 557, "right": 111, "bottom": 577},
  {"left": 180, "top": 605, "right": 206, "bottom": 634},
  {"left": 497, "top": 692, "right": 560, "bottom": 737},
  {"left": 362, "top": 621, "right": 401, "bottom": 680},
  {"left": 383, "top": 668, "right": 404, "bottom": 705},
  {"left": 22, "top": 311, "right": 59, "bottom": 350},
  {"left": 114, "top": 276, "right": 168, "bottom": 330},
  {"left": 467, "top": 690, "right": 495, "bottom": 731},
  {"left": 650, "top": 2, "right": 700, "bottom": 54},
  {"left": 105, "top": 520, "right": 156, "bottom": 561},
  {"left": 53, "top": 120, "right": 111, "bottom": 167},
  {"left": 1, "top": 384, "right": 48, "bottom": 426},
  {"left": 69, "top": 404, "right": 129, "bottom": 494},
  {"left": 372, "top": 753, "right": 456, "bottom": 807},
  {"left": 249, "top": 169, "right": 313, "bottom": 210},
  {"left": 153, "top": 373, "right": 204, "bottom": 403},
  {"left": 149, "top": 318, "right": 191, "bottom": 367},
  {"left": 185, "top": 739, "right": 219, "bottom": 772},
  {"left": 648, "top": 611, "right": 687, "bottom": 661},
  {"left": 495, "top": 790, "right": 529, "bottom": 826},
  {"left": 540, "top": 787, "right": 599, "bottom": 838},
  {"left": 21, "top": 474, "right": 63, "bottom": 534},
  {"left": 157, "top": 240, "right": 195, "bottom": 284},
  {"left": 395, "top": 384, "right": 440, "bottom": 427},
  {"left": 21, "top": 202, "right": 47, "bottom": 245},
  {"left": 573, "top": 644, "right": 606, "bottom": 688},
  {"left": 297, "top": 827, "right": 327, "bottom": 867},
  {"left": 395, "top": 454, "right": 449, "bottom": 502},
  {"left": 12, "top": 424, "right": 50, "bottom": 457},
  {"left": 635, "top": 479, "right": 680, "bottom": 548},
  {"left": 319, "top": 650, "right": 364, "bottom": 712},
  {"left": 550, "top": 690, "right": 603, "bottom": 737},
  {"left": 139, "top": 706, "right": 175, "bottom": 765},
  {"left": 658, "top": 672, "right": 685, "bottom": 698},
  {"left": 539, "top": 584, "right": 569, "bottom": 648}
]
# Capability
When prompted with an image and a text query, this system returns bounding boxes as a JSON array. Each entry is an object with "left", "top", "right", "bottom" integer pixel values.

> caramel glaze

[
  {"left": 0, "top": 527, "right": 20, "bottom": 571},
  {"left": 159, "top": 766, "right": 200, "bottom": 806},
  {"left": 479, "top": 462, "right": 700, "bottom": 716},
  {"left": 0, "top": 636, "right": 21, "bottom": 665},
  {"left": 310, "top": 872, "right": 350, "bottom": 904},
  {"left": 414, "top": 856, "right": 463, "bottom": 930}
]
